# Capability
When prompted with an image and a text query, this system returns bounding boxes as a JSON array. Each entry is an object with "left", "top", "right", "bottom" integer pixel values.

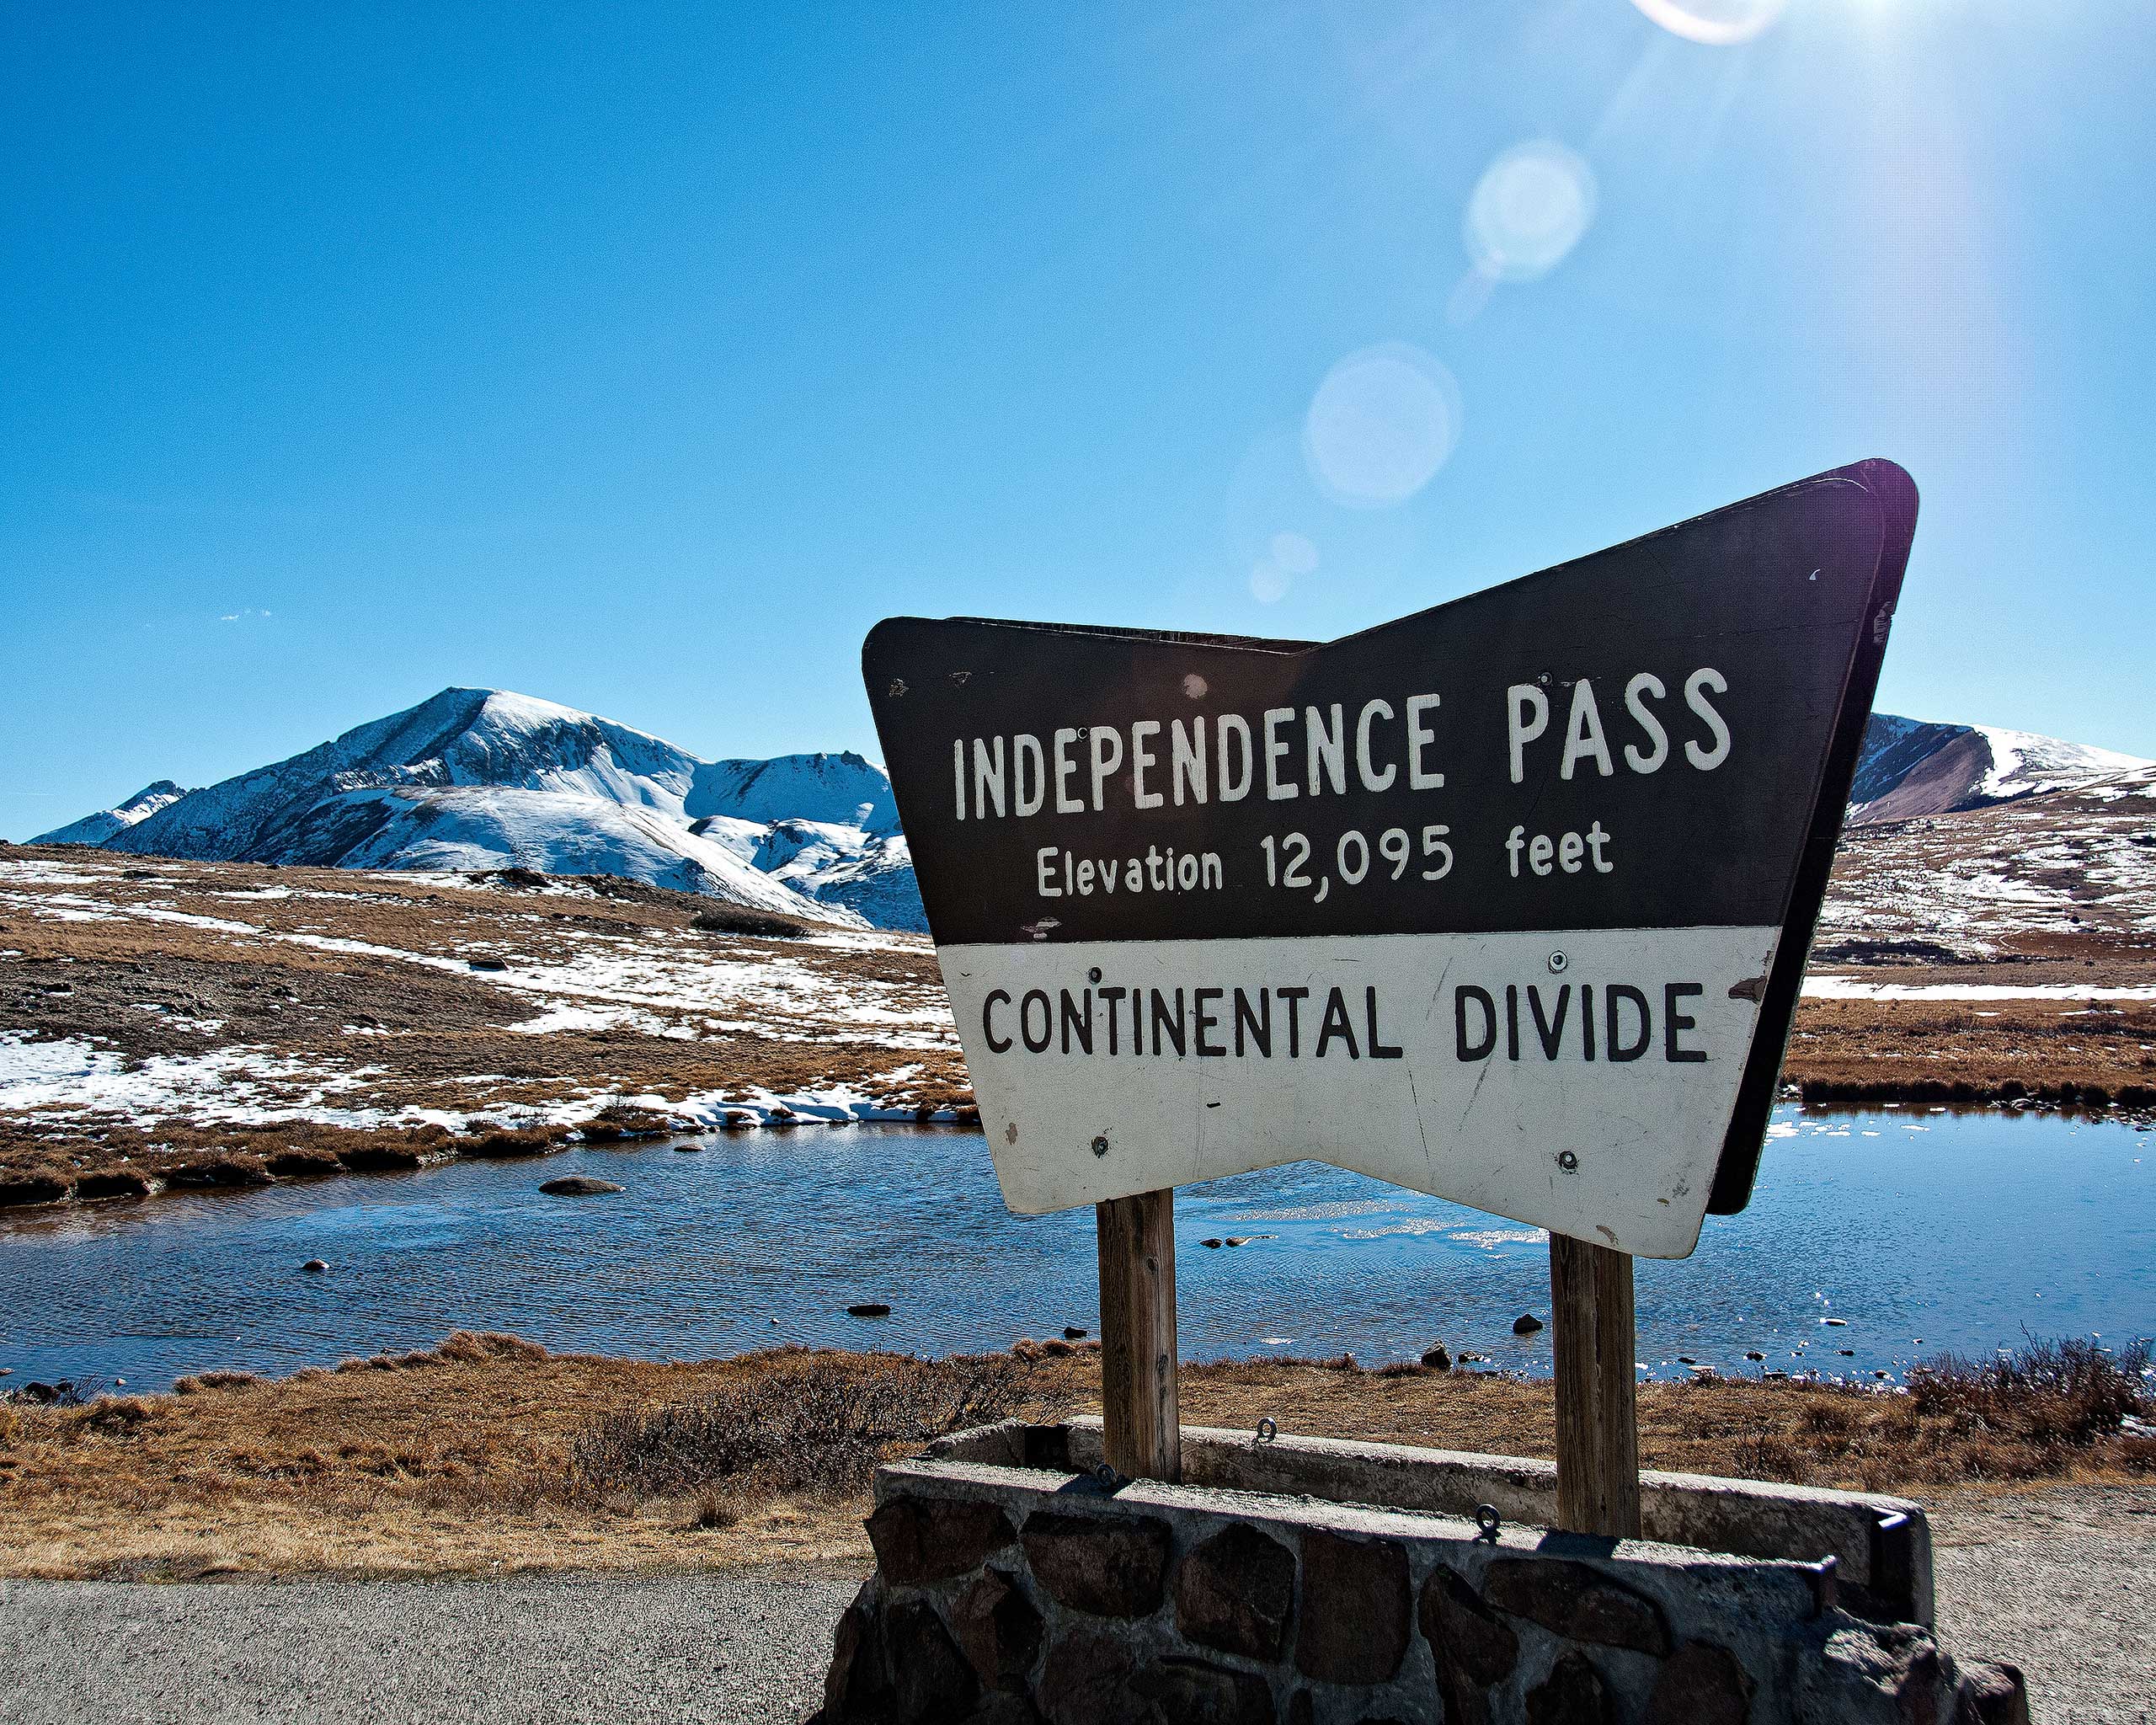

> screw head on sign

[
  {"left": 1547, "top": 951, "right": 1568, "bottom": 975},
  {"left": 1557, "top": 1151, "right": 1579, "bottom": 1172},
  {"left": 1091, "top": 1135, "right": 1109, "bottom": 1158},
  {"left": 1088, "top": 966, "right": 1102, "bottom": 984}
]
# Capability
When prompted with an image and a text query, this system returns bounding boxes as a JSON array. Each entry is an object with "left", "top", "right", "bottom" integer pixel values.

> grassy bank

[
  {"left": 2, "top": 1334, "right": 2148, "bottom": 1581},
  {"left": 1785, "top": 997, "right": 2156, "bottom": 1110}
]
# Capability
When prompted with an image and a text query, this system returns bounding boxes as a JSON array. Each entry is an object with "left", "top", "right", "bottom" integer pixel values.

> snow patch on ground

[
  {"left": 0, "top": 1033, "right": 381, "bottom": 1124},
  {"left": 1804, "top": 977, "right": 2156, "bottom": 1001}
]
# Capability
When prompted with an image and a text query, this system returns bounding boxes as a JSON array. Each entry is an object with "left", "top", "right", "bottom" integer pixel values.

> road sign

[{"left": 863, "top": 460, "right": 1915, "bottom": 1258}]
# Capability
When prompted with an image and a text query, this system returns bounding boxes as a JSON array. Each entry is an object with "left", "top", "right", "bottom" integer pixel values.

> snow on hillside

[
  {"left": 689, "top": 752, "right": 899, "bottom": 832},
  {"left": 69, "top": 688, "right": 921, "bottom": 927},
  {"left": 1968, "top": 726, "right": 2148, "bottom": 803},
  {"left": 805, "top": 833, "right": 926, "bottom": 932},
  {"left": 1821, "top": 760, "right": 2156, "bottom": 961},
  {"left": 303, "top": 786, "right": 854, "bottom": 923},
  {"left": 33, "top": 781, "right": 194, "bottom": 847},
  {"left": 1851, "top": 713, "right": 2148, "bottom": 825}
]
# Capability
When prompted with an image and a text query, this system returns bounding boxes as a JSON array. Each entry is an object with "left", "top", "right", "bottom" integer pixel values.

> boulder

[
  {"left": 1175, "top": 1523, "right": 1296, "bottom": 1661},
  {"left": 1419, "top": 1564, "right": 1518, "bottom": 1707},
  {"left": 950, "top": 1567, "right": 1043, "bottom": 1690},
  {"left": 1035, "top": 1629, "right": 1135, "bottom": 1725},
  {"left": 1294, "top": 1530, "right": 1411, "bottom": 1685},
  {"left": 1527, "top": 1652, "right": 1616, "bottom": 1725},
  {"left": 1022, "top": 1511, "right": 1171, "bottom": 1617},
  {"left": 1645, "top": 1641, "right": 1754, "bottom": 1725},
  {"left": 867, "top": 1497, "right": 1016, "bottom": 1586},
  {"left": 1484, "top": 1557, "right": 1671, "bottom": 1656},
  {"left": 1129, "top": 1657, "right": 1276, "bottom": 1725},
  {"left": 885, "top": 1599, "right": 979, "bottom": 1722},
  {"left": 538, "top": 1175, "right": 622, "bottom": 1195}
]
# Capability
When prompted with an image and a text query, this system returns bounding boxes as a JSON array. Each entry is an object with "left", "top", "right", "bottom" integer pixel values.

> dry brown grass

[
  {"left": 1783, "top": 997, "right": 2156, "bottom": 1108},
  {"left": 3, "top": 1335, "right": 2146, "bottom": 1581},
  {"left": 570, "top": 1348, "right": 1075, "bottom": 1498}
]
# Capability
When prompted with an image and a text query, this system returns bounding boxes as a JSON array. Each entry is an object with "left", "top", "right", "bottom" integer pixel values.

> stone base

[{"left": 816, "top": 1418, "right": 2026, "bottom": 1725}]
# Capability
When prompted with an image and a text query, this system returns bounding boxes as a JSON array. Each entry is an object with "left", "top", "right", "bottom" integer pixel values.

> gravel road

[
  {"left": 1, "top": 1487, "right": 2148, "bottom": 1724},
  {"left": 0, "top": 1564, "right": 864, "bottom": 1725},
  {"left": 1931, "top": 1483, "right": 2156, "bottom": 1725}
]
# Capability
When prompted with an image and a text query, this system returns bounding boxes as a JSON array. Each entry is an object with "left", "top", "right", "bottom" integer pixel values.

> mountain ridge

[
  {"left": 36, "top": 691, "right": 2145, "bottom": 931},
  {"left": 42, "top": 689, "right": 921, "bottom": 929},
  {"left": 32, "top": 780, "right": 195, "bottom": 847},
  {"left": 1848, "top": 715, "right": 2148, "bottom": 825}
]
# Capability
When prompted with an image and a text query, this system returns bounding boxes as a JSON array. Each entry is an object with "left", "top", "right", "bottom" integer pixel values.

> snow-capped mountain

[
  {"left": 32, "top": 780, "right": 194, "bottom": 847},
  {"left": 70, "top": 689, "right": 926, "bottom": 929},
  {"left": 1849, "top": 714, "right": 2149, "bottom": 825}
]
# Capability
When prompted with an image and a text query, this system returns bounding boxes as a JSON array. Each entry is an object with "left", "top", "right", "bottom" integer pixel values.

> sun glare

[{"left": 1627, "top": 0, "right": 1788, "bottom": 46}]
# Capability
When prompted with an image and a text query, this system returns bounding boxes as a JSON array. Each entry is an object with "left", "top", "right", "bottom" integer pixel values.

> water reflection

[{"left": 1, "top": 1105, "right": 2149, "bottom": 1390}]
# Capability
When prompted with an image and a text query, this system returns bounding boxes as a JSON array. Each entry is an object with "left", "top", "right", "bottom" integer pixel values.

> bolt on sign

[{"left": 863, "top": 461, "right": 1916, "bottom": 1258}]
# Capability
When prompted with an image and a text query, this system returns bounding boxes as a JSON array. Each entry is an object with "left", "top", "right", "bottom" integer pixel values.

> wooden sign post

[
  {"left": 861, "top": 461, "right": 1917, "bottom": 1515},
  {"left": 1550, "top": 1234, "right": 1641, "bottom": 1537},
  {"left": 1097, "top": 1189, "right": 1181, "bottom": 1481}
]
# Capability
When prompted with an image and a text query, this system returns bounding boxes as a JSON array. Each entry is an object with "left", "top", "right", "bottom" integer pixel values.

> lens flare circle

[
  {"left": 1627, "top": 0, "right": 1787, "bottom": 46},
  {"left": 1465, "top": 141, "right": 1597, "bottom": 285},
  {"left": 1270, "top": 531, "right": 1319, "bottom": 576},
  {"left": 1302, "top": 343, "right": 1463, "bottom": 509},
  {"left": 1248, "top": 560, "right": 1292, "bottom": 604}
]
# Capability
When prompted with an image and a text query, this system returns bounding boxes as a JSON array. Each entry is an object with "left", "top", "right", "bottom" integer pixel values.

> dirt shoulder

[{"left": 3, "top": 1337, "right": 2148, "bottom": 1582}]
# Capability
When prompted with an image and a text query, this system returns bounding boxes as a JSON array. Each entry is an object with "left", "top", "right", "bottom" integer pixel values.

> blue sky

[{"left": 5, "top": 1, "right": 2153, "bottom": 835}]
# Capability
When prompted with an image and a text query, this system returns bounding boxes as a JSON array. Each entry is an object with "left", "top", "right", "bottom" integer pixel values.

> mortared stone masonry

[{"left": 815, "top": 1418, "right": 2026, "bottom": 1725}]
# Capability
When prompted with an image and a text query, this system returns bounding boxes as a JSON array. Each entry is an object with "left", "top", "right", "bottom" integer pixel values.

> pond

[{"left": 2, "top": 1103, "right": 2150, "bottom": 1390}]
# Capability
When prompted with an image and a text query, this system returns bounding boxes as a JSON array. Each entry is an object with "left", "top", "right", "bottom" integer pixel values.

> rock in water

[
  {"left": 847, "top": 1302, "right": 893, "bottom": 1318},
  {"left": 1420, "top": 1343, "right": 1452, "bottom": 1371},
  {"left": 301, "top": 1259, "right": 329, "bottom": 1274},
  {"left": 539, "top": 1175, "right": 624, "bottom": 1196},
  {"left": 1513, "top": 1313, "right": 1545, "bottom": 1336},
  {"left": 1063, "top": 1326, "right": 1088, "bottom": 1340}
]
